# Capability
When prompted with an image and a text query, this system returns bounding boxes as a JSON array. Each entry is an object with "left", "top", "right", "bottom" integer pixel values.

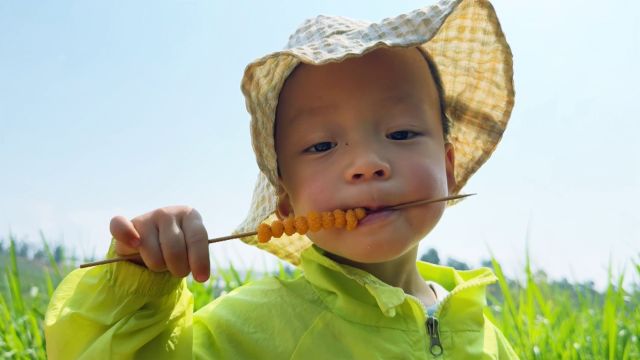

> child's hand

[{"left": 109, "top": 206, "right": 210, "bottom": 282}]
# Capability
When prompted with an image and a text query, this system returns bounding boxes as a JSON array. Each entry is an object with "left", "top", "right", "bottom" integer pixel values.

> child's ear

[
  {"left": 444, "top": 142, "right": 456, "bottom": 194},
  {"left": 275, "top": 185, "right": 293, "bottom": 220}
]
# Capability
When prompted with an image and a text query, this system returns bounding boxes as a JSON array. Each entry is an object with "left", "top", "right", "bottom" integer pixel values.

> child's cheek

[
  {"left": 402, "top": 160, "right": 449, "bottom": 198},
  {"left": 293, "top": 172, "right": 334, "bottom": 214}
]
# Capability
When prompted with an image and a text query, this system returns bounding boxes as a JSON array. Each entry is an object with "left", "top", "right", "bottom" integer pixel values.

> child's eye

[
  {"left": 387, "top": 130, "right": 420, "bottom": 140},
  {"left": 304, "top": 141, "right": 336, "bottom": 153}
]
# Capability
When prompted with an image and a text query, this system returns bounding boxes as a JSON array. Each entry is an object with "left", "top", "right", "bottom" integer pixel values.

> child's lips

[{"left": 358, "top": 209, "right": 396, "bottom": 226}]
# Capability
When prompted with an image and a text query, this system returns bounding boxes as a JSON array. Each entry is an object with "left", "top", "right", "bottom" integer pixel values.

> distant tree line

[
  {"left": 0, "top": 235, "right": 68, "bottom": 264},
  {"left": 419, "top": 247, "right": 473, "bottom": 270}
]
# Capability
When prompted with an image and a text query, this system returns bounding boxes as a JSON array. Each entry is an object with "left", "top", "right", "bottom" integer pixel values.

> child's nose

[{"left": 345, "top": 153, "right": 391, "bottom": 183}]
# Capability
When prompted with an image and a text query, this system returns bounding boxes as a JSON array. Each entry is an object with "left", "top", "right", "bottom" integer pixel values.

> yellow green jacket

[{"left": 45, "top": 244, "right": 519, "bottom": 359}]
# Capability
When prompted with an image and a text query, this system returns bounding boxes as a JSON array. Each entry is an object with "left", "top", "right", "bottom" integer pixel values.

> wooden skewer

[
  {"left": 385, "top": 193, "right": 475, "bottom": 210},
  {"left": 79, "top": 193, "right": 474, "bottom": 269},
  {"left": 78, "top": 231, "right": 258, "bottom": 268}
]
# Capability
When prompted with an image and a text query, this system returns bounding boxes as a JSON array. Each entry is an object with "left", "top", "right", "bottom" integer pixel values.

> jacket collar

[{"left": 300, "top": 245, "right": 498, "bottom": 330}]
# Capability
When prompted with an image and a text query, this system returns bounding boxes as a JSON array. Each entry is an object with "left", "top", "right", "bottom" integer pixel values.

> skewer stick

[
  {"left": 79, "top": 193, "right": 474, "bottom": 268},
  {"left": 79, "top": 231, "right": 258, "bottom": 268},
  {"left": 385, "top": 193, "right": 475, "bottom": 210}
]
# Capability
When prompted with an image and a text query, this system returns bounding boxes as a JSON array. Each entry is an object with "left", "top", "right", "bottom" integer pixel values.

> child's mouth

[{"left": 358, "top": 208, "right": 396, "bottom": 226}]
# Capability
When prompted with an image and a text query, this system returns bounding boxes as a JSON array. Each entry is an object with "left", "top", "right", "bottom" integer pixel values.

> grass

[
  {"left": 485, "top": 253, "right": 639, "bottom": 359},
  {"left": 1, "top": 233, "right": 638, "bottom": 359}
]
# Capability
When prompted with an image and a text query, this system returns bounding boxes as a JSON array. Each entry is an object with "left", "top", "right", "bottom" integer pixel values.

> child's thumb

[{"left": 110, "top": 215, "right": 141, "bottom": 249}]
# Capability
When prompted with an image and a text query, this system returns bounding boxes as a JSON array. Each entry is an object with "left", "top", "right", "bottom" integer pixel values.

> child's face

[{"left": 275, "top": 47, "right": 455, "bottom": 264}]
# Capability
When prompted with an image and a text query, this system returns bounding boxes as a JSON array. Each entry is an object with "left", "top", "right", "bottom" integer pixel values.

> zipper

[
  {"left": 407, "top": 275, "right": 498, "bottom": 358},
  {"left": 426, "top": 316, "right": 443, "bottom": 356}
]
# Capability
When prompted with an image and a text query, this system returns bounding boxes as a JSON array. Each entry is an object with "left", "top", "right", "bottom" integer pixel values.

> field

[{"left": 1, "top": 234, "right": 638, "bottom": 359}]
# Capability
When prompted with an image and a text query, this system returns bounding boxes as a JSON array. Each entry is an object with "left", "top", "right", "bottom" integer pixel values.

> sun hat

[{"left": 234, "top": 0, "right": 515, "bottom": 265}]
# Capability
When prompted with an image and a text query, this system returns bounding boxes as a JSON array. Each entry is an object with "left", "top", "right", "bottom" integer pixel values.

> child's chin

[
  {"left": 323, "top": 243, "right": 414, "bottom": 265},
  {"left": 345, "top": 251, "right": 408, "bottom": 264}
]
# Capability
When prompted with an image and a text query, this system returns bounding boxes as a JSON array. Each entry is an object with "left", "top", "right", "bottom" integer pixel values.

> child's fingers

[
  {"left": 133, "top": 219, "right": 167, "bottom": 272},
  {"left": 109, "top": 206, "right": 205, "bottom": 278},
  {"left": 157, "top": 213, "right": 190, "bottom": 278},
  {"left": 182, "top": 209, "right": 210, "bottom": 282},
  {"left": 110, "top": 215, "right": 141, "bottom": 249}
]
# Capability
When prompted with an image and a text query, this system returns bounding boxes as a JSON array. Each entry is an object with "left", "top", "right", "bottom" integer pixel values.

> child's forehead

[
  {"left": 276, "top": 47, "right": 439, "bottom": 120},
  {"left": 286, "top": 47, "right": 428, "bottom": 85},
  {"left": 284, "top": 93, "right": 426, "bottom": 125}
]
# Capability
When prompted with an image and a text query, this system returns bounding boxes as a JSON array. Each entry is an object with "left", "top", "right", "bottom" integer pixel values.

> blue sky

[{"left": 1, "top": 0, "right": 638, "bottom": 290}]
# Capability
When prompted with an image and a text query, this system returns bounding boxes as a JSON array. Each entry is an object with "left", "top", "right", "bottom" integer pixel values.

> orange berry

[
  {"left": 333, "top": 209, "right": 346, "bottom": 228},
  {"left": 307, "top": 211, "right": 322, "bottom": 232},
  {"left": 271, "top": 220, "right": 284, "bottom": 238},
  {"left": 346, "top": 209, "right": 358, "bottom": 231},
  {"left": 257, "top": 223, "right": 272, "bottom": 243},
  {"left": 321, "top": 211, "right": 335, "bottom": 229},
  {"left": 283, "top": 215, "right": 296, "bottom": 236},
  {"left": 354, "top": 207, "right": 366, "bottom": 220},
  {"left": 295, "top": 216, "right": 309, "bottom": 235}
]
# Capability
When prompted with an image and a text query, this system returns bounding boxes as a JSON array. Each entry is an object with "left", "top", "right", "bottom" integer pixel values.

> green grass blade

[
  {"left": 489, "top": 254, "right": 527, "bottom": 352},
  {"left": 7, "top": 235, "right": 25, "bottom": 315},
  {"left": 39, "top": 230, "right": 61, "bottom": 279}
]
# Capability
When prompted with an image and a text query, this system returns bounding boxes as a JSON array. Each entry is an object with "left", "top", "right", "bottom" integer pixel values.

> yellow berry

[
  {"left": 321, "top": 211, "right": 335, "bottom": 229},
  {"left": 333, "top": 209, "right": 346, "bottom": 228},
  {"left": 295, "top": 216, "right": 309, "bottom": 235},
  {"left": 257, "top": 223, "right": 272, "bottom": 243},
  {"left": 271, "top": 220, "right": 284, "bottom": 238},
  {"left": 307, "top": 211, "right": 322, "bottom": 232},
  {"left": 283, "top": 215, "right": 296, "bottom": 236},
  {"left": 346, "top": 209, "right": 358, "bottom": 231}
]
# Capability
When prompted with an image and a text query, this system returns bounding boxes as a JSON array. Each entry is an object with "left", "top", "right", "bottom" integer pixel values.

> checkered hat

[{"left": 234, "top": 0, "right": 514, "bottom": 265}]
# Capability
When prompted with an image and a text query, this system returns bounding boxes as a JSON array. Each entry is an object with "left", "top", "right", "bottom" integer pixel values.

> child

[{"left": 45, "top": 0, "right": 517, "bottom": 358}]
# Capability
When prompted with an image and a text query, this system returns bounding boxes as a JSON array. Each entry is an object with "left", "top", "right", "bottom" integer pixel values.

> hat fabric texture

[{"left": 235, "top": 0, "right": 515, "bottom": 265}]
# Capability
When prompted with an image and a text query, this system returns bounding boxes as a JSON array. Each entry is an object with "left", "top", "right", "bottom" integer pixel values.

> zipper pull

[{"left": 426, "top": 316, "right": 443, "bottom": 357}]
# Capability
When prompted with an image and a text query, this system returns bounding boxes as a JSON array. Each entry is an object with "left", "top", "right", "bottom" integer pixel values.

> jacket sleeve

[{"left": 44, "top": 241, "right": 194, "bottom": 359}]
